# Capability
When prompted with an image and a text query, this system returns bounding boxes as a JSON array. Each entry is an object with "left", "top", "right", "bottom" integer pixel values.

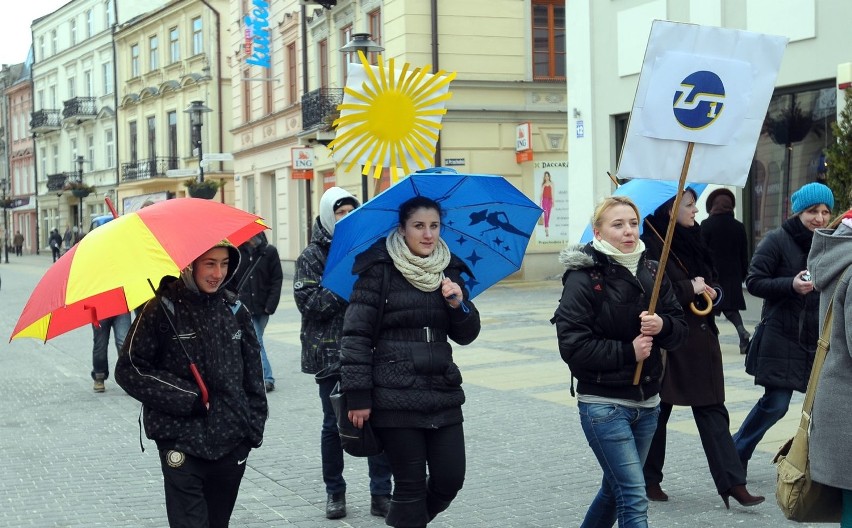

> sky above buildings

[{"left": 0, "top": 0, "right": 70, "bottom": 66}]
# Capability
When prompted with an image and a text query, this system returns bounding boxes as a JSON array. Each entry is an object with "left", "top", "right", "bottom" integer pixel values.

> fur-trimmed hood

[{"left": 558, "top": 243, "right": 596, "bottom": 271}]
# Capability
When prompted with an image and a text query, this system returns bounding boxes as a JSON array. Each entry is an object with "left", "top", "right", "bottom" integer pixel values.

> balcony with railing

[
  {"left": 301, "top": 88, "right": 343, "bottom": 131},
  {"left": 46, "top": 172, "right": 73, "bottom": 192},
  {"left": 30, "top": 110, "right": 62, "bottom": 133},
  {"left": 121, "top": 157, "right": 179, "bottom": 181},
  {"left": 62, "top": 97, "right": 97, "bottom": 122}
]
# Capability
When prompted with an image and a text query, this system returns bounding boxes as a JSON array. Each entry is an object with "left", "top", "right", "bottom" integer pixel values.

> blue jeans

[
  {"left": 91, "top": 313, "right": 132, "bottom": 380},
  {"left": 733, "top": 387, "right": 793, "bottom": 464},
  {"left": 318, "top": 377, "right": 392, "bottom": 496},
  {"left": 578, "top": 402, "right": 660, "bottom": 528},
  {"left": 252, "top": 314, "right": 273, "bottom": 384}
]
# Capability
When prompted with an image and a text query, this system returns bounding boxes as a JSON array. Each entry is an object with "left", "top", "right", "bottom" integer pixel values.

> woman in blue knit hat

[{"left": 733, "top": 182, "right": 834, "bottom": 473}]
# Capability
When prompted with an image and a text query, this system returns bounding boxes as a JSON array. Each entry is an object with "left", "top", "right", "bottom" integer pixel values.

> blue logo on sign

[{"left": 672, "top": 71, "right": 725, "bottom": 130}]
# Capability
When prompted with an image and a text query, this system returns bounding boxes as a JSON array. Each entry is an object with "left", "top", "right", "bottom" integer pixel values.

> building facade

[
  {"left": 5, "top": 60, "right": 36, "bottom": 254},
  {"left": 114, "top": 0, "right": 234, "bottom": 212},
  {"left": 565, "top": 0, "right": 852, "bottom": 252}
]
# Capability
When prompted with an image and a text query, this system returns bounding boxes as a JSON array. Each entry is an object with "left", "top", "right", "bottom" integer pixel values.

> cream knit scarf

[
  {"left": 386, "top": 230, "right": 451, "bottom": 292},
  {"left": 592, "top": 237, "right": 645, "bottom": 276}
]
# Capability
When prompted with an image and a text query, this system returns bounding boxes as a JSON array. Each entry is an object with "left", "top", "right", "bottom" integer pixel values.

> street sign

[
  {"left": 165, "top": 168, "right": 199, "bottom": 178},
  {"left": 202, "top": 152, "right": 234, "bottom": 161}
]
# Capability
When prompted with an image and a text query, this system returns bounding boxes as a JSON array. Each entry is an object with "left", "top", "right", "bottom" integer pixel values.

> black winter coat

[
  {"left": 339, "top": 240, "right": 481, "bottom": 429},
  {"left": 294, "top": 218, "right": 351, "bottom": 374},
  {"left": 701, "top": 212, "right": 748, "bottom": 311},
  {"left": 745, "top": 220, "right": 820, "bottom": 392},
  {"left": 115, "top": 277, "right": 268, "bottom": 460},
  {"left": 232, "top": 237, "right": 283, "bottom": 316},
  {"left": 553, "top": 244, "right": 687, "bottom": 401}
]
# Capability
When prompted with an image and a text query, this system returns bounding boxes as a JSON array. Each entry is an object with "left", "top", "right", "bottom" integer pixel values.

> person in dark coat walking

[
  {"left": 231, "top": 232, "right": 283, "bottom": 392},
  {"left": 553, "top": 196, "right": 687, "bottom": 527},
  {"left": 49, "top": 229, "right": 63, "bottom": 262},
  {"left": 115, "top": 242, "right": 268, "bottom": 528},
  {"left": 733, "top": 182, "right": 833, "bottom": 472},
  {"left": 294, "top": 186, "right": 392, "bottom": 520},
  {"left": 341, "top": 196, "right": 481, "bottom": 528},
  {"left": 641, "top": 189, "right": 763, "bottom": 509},
  {"left": 701, "top": 188, "right": 751, "bottom": 353}
]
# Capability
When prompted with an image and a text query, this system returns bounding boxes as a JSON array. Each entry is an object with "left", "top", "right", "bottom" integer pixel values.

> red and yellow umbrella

[{"left": 11, "top": 198, "right": 266, "bottom": 342}]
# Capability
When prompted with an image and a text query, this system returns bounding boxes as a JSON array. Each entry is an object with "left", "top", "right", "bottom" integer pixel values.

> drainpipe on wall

[
  {"left": 199, "top": 0, "right": 224, "bottom": 171},
  {"left": 301, "top": 4, "right": 312, "bottom": 242},
  {"left": 431, "top": 0, "right": 441, "bottom": 167},
  {"left": 30, "top": 28, "right": 40, "bottom": 252},
  {"left": 111, "top": 2, "right": 120, "bottom": 194}
]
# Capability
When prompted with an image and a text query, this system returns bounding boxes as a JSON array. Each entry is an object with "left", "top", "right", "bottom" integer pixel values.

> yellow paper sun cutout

[{"left": 329, "top": 51, "right": 456, "bottom": 181}]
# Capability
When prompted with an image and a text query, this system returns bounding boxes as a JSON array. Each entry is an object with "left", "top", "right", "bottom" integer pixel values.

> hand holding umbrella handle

[{"left": 188, "top": 363, "right": 210, "bottom": 408}]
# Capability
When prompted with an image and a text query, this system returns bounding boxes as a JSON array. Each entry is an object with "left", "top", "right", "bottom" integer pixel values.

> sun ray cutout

[{"left": 329, "top": 51, "right": 456, "bottom": 182}]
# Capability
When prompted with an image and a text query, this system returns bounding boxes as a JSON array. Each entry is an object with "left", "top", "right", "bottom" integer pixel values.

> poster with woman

[{"left": 534, "top": 161, "right": 569, "bottom": 243}]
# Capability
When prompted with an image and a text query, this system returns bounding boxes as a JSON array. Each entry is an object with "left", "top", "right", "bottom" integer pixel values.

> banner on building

[
  {"left": 292, "top": 147, "right": 314, "bottom": 180},
  {"left": 516, "top": 123, "right": 533, "bottom": 163},
  {"left": 533, "top": 161, "right": 568, "bottom": 243},
  {"left": 618, "top": 20, "right": 787, "bottom": 187}
]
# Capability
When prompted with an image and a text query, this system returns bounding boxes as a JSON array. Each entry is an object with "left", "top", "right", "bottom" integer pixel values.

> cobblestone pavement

[{"left": 0, "top": 253, "right": 824, "bottom": 527}]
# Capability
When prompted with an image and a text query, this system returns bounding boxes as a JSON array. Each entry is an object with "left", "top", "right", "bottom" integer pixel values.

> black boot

[
  {"left": 426, "top": 485, "right": 454, "bottom": 521},
  {"left": 385, "top": 498, "right": 429, "bottom": 527},
  {"left": 325, "top": 493, "right": 346, "bottom": 519}
]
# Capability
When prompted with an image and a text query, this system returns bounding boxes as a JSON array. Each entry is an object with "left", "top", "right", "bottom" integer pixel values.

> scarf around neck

[
  {"left": 592, "top": 237, "right": 645, "bottom": 276},
  {"left": 385, "top": 230, "right": 452, "bottom": 292}
]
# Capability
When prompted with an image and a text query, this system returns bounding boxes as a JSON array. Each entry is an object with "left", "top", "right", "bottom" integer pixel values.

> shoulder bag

[
  {"left": 772, "top": 271, "right": 848, "bottom": 522},
  {"left": 744, "top": 304, "right": 781, "bottom": 376}
]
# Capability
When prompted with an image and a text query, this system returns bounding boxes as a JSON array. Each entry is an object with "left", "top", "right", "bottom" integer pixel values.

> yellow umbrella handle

[{"left": 689, "top": 291, "right": 713, "bottom": 317}]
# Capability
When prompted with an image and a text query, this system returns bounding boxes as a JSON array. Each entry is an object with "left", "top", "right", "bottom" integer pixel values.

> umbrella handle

[
  {"left": 450, "top": 294, "right": 470, "bottom": 314},
  {"left": 189, "top": 363, "right": 210, "bottom": 407},
  {"left": 689, "top": 291, "right": 713, "bottom": 317}
]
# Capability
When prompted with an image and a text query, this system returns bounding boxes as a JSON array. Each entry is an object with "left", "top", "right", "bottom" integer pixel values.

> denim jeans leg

[
  {"left": 367, "top": 451, "right": 393, "bottom": 496},
  {"left": 91, "top": 319, "right": 112, "bottom": 380},
  {"left": 112, "top": 313, "right": 131, "bottom": 353},
  {"left": 252, "top": 315, "right": 273, "bottom": 383},
  {"left": 732, "top": 387, "right": 793, "bottom": 463},
  {"left": 318, "top": 378, "right": 345, "bottom": 494},
  {"left": 579, "top": 402, "right": 659, "bottom": 528}
]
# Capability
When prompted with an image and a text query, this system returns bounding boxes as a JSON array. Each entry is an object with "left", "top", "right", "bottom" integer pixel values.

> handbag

[
  {"left": 328, "top": 380, "right": 383, "bottom": 457},
  {"left": 773, "top": 277, "right": 846, "bottom": 522},
  {"left": 744, "top": 304, "right": 781, "bottom": 376}
]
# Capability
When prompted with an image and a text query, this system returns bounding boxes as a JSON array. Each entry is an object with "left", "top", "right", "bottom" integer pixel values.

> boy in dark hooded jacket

[{"left": 116, "top": 241, "right": 267, "bottom": 528}]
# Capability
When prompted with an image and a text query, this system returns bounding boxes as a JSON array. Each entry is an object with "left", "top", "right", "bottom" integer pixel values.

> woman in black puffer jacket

[
  {"left": 340, "top": 196, "right": 481, "bottom": 528},
  {"left": 733, "top": 182, "right": 833, "bottom": 471}
]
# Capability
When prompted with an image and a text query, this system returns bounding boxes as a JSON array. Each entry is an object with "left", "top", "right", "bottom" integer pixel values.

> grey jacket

[{"left": 807, "top": 221, "right": 852, "bottom": 490}]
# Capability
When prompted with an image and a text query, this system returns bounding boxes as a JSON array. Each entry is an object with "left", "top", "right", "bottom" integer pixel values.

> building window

[
  {"left": 532, "top": 0, "right": 566, "bottom": 80},
  {"left": 287, "top": 42, "right": 297, "bottom": 104},
  {"left": 86, "top": 9, "right": 94, "bottom": 38},
  {"left": 169, "top": 27, "right": 179, "bottom": 63},
  {"left": 319, "top": 39, "right": 328, "bottom": 89},
  {"left": 102, "top": 62, "right": 113, "bottom": 94},
  {"left": 38, "top": 36, "right": 45, "bottom": 60},
  {"left": 242, "top": 68, "right": 252, "bottom": 123},
  {"left": 106, "top": 0, "right": 114, "bottom": 27},
  {"left": 367, "top": 10, "right": 382, "bottom": 64},
  {"left": 51, "top": 30, "right": 57, "bottom": 54},
  {"left": 87, "top": 135, "right": 95, "bottom": 168},
  {"left": 168, "top": 111, "right": 177, "bottom": 164},
  {"left": 130, "top": 44, "right": 139, "bottom": 77},
  {"left": 70, "top": 18, "right": 77, "bottom": 46},
  {"left": 52, "top": 145, "right": 58, "bottom": 174},
  {"left": 129, "top": 121, "right": 137, "bottom": 163},
  {"left": 105, "top": 129, "right": 114, "bottom": 168},
  {"left": 149, "top": 35, "right": 159, "bottom": 71},
  {"left": 84, "top": 70, "right": 93, "bottom": 97},
  {"left": 67, "top": 76, "right": 76, "bottom": 98},
  {"left": 340, "top": 25, "right": 353, "bottom": 84},
  {"left": 192, "top": 17, "right": 203, "bottom": 55},
  {"left": 147, "top": 116, "right": 156, "bottom": 159}
]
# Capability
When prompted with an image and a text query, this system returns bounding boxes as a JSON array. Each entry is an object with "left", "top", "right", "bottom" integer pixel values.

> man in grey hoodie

[{"left": 293, "top": 187, "right": 392, "bottom": 519}]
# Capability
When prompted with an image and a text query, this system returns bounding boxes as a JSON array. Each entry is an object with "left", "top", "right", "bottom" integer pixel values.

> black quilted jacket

[
  {"left": 115, "top": 269, "right": 267, "bottom": 460},
  {"left": 339, "top": 239, "right": 481, "bottom": 429}
]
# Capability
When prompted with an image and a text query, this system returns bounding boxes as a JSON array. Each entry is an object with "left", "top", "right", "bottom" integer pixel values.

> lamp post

[
  {"left": 340, "top": 33, "right": 384, "bottom": 201},
  {"left": 75, "top": 155, "right": 86, "bottom": 233},
  {"left": 184, "top": 100, "right": 212, "bottom": 183},
  {"left": 1, "top": 178, "right": 8, "bottom": 263}
]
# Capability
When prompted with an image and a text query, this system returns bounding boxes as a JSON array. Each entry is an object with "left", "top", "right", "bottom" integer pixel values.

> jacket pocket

[
  {"left": 373, "top": 359, "right": 415, "bottom": 389},
  {"left": 443, "top": 362, "right": 463, "bottom": 387}
]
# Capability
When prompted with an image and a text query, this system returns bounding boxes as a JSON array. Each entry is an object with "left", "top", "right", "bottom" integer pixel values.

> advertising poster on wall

[{"left": 533, "top": 161, "right": 569, "bottom": 243}]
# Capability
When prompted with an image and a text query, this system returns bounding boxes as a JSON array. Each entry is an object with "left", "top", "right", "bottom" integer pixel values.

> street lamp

[
  {"left": 340, "top": 33, "right": 384, "bottom": 201},
  {"left": 184, "top": 100, "right": 212, "bottom": 183},
  {"left": 75, "top": 155, "right": 86, "bottom": 233}
]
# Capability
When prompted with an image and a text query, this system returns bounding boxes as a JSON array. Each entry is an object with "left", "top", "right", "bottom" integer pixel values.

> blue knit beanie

[{"left": 791, "top": 182, "right": 834, "bottom": 215}]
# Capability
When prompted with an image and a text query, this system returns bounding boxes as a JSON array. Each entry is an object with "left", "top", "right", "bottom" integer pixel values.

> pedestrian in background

[
  {"left": 294, "top": 186, "right": 393, "bottom": 520},
  {"left": 701, "top": 188, "right": 751, "bottom": 354},
  {"left": 553, "top": 196, "right": 687, "bottom": 527},
  {"left": 341, "top": 196, "right": 481, "bottom": 527},
  {"left": 115, "top": 242, "right": 267, "bottom": 528},
  {"left": 733, "top": 182, "right": 834, "bottom": 472},
  {"left": 13, "top": 230, "right": 23, "bottom": 256},
  {"left": 807, "top": 208, "right": 852, "bottom": 526},
  {"left": 49, "top": 229, "right": 63, "bottom": 262},
  {"left": 642, "top": 189, "right": 763, "bottom": 509},
  {"left": 91, "top": 313, "right": 132, "bottom": 393},
  {"left": 231, "top": 232, "right": 283, "bottom": 392},
  {"left": 63, "top": 226, "right": 72, "bottom": 251}
]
